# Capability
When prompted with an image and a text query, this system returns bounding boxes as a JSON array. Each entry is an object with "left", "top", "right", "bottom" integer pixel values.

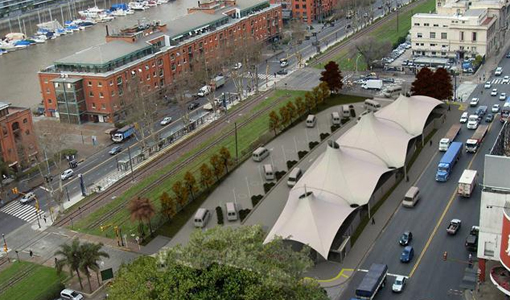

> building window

[
  {"left": 44, "top": 78, "right": 48, "bottom": 83},
  {"left": 472, "top": 46, "right": 477, "bottom": 52},
  {"left": 98, "top": 82, "right": 102, "bottom": 87},
  {"left": 295, "top": 4, "right": 299, "bottom": 8},
  {"left": 170, "top": 53, "right": 175, "bottom": 60},
  {"left": 414, "top": 23, "right": 420, "bottom": 26},
  {"left": 46, "top": 88, "right": 50, "bottom": 94},
  {"left": 430, "top": 32, "right": 436, "bottom": 38},
  {"left": 472, "top": 32, "right": 477, "bottom": 41},
  {"left": 441, "top": 52, "right": 446, "bottom": 56},
  {"left": 48, "top": 99, "right": 52, "bottom": 104},
  {"left": 22, "top": 118, "right": 27, "bottom": 124},
  {"left": 109, "top": 80, "right": 113, "bottom": 86},
  {"left": 158, "top": 58, "right": 163, "bottom": 66},
  {"left": 25, "top": 129, "right": 30, "bottom": 135},
  {"left": 424, "top": 23, "right": 429, "bottom": 26},
  {"left": 111, "top": 90, "right": 115, "bottom": 97},
  {"left": 145, "top": 65, "right": 149, "bottom": 70},
  {"left": 417, "top": 33, "right": 423, "bottom": 38},
  {"left": 441, "top": 32, "right": 447, "bottom": 39},
  {"left": 302, "top": 4, "right": 306, "bottom": 8},
  {"left": 171, "top": 63, "right": 176, "bottom": 71},
  {"left": 92, "top": 103, "right": 96, "bottom": 109},
  {"left": 433, "top": 24, "right": 439, "bottom": 27},
  {"left": 146, "top": 74, "right": 150, "bottom": 81},
  {"left": 99, "top": 92, "right": 104, "bottom": 98},
  {"left": 89, "top": 91, "right": 94, "bottom": 97},
  {"left": 460, "top": 31, "right": 464, "bottom": 41},
  {"left": 430, "top": 43, "right": 437, "bottom": 46},
  {"left": 415, "top": 43, "right": 420, "bottom": 46},
  {"left": 88, "top": 81, "right": 92, "bottom": 86},
  {"left": 101, "top": 104, "right": 106, "bottom": 110},
  {"left": 153, "top": 71, "right": 156, "bottom": 77},
  {"left": 117, "top": 77, "right": 122, "bottom": 85}
]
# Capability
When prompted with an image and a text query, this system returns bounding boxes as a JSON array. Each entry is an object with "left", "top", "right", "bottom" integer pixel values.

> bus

[{"left": 500, "top": 97, "right": 510, "bottom": 122}]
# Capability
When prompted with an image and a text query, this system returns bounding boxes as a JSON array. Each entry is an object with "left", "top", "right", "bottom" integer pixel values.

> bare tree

[
  {"left": 286, "top": 20, "right": 306, "bottom": 68},
  {"left": 354, "top": 36, "right": 392, "bottom": 70},
  {"left": 168, "top": 70, "right": 202, "bottom": 129}
]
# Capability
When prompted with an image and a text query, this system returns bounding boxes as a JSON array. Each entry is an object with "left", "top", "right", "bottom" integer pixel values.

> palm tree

[
  {"left": 128, "top": 196, "right": 156, "bottom": 237},
  {"left": 80, "top": 242, "right": 110, "bottom": 292},
  {"left": 54, "top": 238, "right": 84, "bottom": 290}
]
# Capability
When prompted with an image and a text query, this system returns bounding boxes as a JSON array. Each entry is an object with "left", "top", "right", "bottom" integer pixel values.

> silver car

[
  {"left": 392, "top": 275, "right": 406, "bottom": 293},
  {"left": 61, "top": 169, "right": 74, "bottom": 180},
  {"left": 20, "top": 192, "right": 36, "bottom": 204}
]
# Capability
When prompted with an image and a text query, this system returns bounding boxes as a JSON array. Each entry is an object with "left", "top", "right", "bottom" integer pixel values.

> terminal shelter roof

[
  {"left": 337, "top": 112, "right": 414, "bottom": 168},
  {"left": 264, "top": 95, "right": 443, "bottom": 259},
  {"left": 375, "top": 94, "right": 443, "bottom": 136}
]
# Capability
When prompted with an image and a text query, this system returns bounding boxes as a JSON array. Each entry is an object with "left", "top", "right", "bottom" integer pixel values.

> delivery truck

[
  {"left": 362, "top": 79, "right": 383, "bottom": 90},
  {"left": 436, "top": 142, "right": 462, "bottom": 182},
  {"left": 111, "top": 125, "right": 135, "bottom": 143},
  {"left": 465, "top": 124, "right": 488, "bottom": 153},
  {"left": 439, "top": 124, "right": 461, "bottom": 151},
  {"left": 458, "top": 169, "right": 478, "bottom": 197},
  {"left": 355, "top": 263, "right": 388, "bottom": 299}
]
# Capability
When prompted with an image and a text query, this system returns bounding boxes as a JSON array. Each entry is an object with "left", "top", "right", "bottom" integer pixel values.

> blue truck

[
  {"left": 111, "top": 125, "right": 135, "bottom": 143},
  {"left": 355, "top": 263, "right": 388, "bottom": 299},
  {"left": 436, "top": 141, "right": 462, "bottom": 182}
]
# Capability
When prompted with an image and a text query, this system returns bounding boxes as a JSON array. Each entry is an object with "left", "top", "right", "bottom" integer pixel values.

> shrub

[
  {"left": 331, "top": 124, "right": 341, "bottom": 132},
  {"left": 298, "top": 151, "right": 308, "bottom": 159},
  {"left": 286, "top": 160, "right": 297, "bottom": 170},
  {"left": 251, "top": 194, "right": 264, "bottom": 207},
  {"left": 275, "top": 170, "right": 287, "bottom": 181},
  {"left": 309, "top": 141, "right": 319, "bottom": 150},
  {"left": 216, "top": 206, "right": 224, "bottom": 225},
  {"left": 58, "top": 149, "right": 78, "bottom": 159},
  {"left": 263, "top": 182, "right": 275, "bottom": 193},
  {"left": 320, "top": 132, "right": 330, "bottom": 141},
  {"left": 341, "top": 117, "right": 350, "bottom": 124},
  {"left": 239, "top": 209, "right": 251, "bottom": 222}
]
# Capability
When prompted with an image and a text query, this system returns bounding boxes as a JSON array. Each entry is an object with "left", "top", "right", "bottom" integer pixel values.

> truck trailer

[
  {"left": 465, "top": 125, "right": 488, "bottom": 153},
  {"left": 439, "top": 124, "right": 461, "bottom": 151},
  {"left": 111, "top": 125, "right": 135, "bottom": 143},
  {"left": 436, "top": 142, "right": 462, "bottom": 182},
  {"left": 458, "top": 169, "right": 478, "bottom": 197},
  {"left": 362, "top": 80, "right": 383, "bottom": 90},
  {"left": 355, "top": 263, "right": 388, "bottom": 299}
]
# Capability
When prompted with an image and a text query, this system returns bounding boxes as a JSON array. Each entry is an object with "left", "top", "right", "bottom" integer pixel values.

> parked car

[
  {"left": 485, "top": 113, "right": 494, "bottom": 123},
  {"left": 232, "top": 62, "right": 243, "bottom": 70},
  {"left": 506, "top": 52, "right": 510, "bottom": 58},
  {"left": 20, "top": 192, "right": 36, "bottom": 204},
  {"left": 492, "top": 104, "right": 501, "bottom": 113},
  {"left": 484, "top": 82, "right": 492, "bottom": 89},
  {"left": 280, "top": 58, "right": 289, "bottom": 68},
  {"left": 160, "top": 117, "right": 172, "bottom": 126},
  {"left": 60, "top": 289, "right": 84, "bottom": 300},
  {"left": 460, "top": 112, "right": 469, "bottom": 123},
  {"left": 188, "top": 102, "right": 200, "bottom": 111},
  {"left": 469, "top": 98, "right": 479, "bottom": 107},
  {"left": 399, "top": 231, "right": 413, "bottom": 246},
  {"left": 61, "top": 169, "right": 74, "bottom": 180},
  {"left": 400, "top": 246, "right": 414, "bottom": 263},
  {"left": 500, "top": 93, "right": 507, "bottom": 100},
  {"left": 392, "top": 275, "right": 406, "bottom": 293},
  {"left": 109, "top": 146, "right": 122, "bottom": 155},
  {"left": 491, "top": 89, "right": 498, "bottom": 96},
  {"left": 496, "top": 67, "right": 504, "bottom": 76},
  {"left": 276, "top": 69, "right": 288, "bottom": 75}
]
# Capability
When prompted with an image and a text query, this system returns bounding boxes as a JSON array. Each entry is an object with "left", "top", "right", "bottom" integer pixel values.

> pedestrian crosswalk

[
  {"left": 243, "top": 73, "right": 287, "bottom": 80},
  {"left": 489, "top": 78, "right": 510, "bottom": 85},
  {"left": 0, "top": 201, "right": 44, "bottom": 223}
]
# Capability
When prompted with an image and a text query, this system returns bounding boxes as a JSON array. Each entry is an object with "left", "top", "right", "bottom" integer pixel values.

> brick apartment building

[
  {"left": 290, "top": 0, "right": 338, "bottom": 24},
  {"left": 38, "top": 0, "right": 283, "bottom": 124},
  {"left": 0, "top": 102, "right": 38, "bottom": 170}
]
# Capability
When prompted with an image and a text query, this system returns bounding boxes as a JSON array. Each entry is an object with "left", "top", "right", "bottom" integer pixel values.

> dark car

[
  {"left": 188, "top": 102, "right": 200, "bottom": 111},
  {"left": 382, "top": 78, "right": 395, "bottom": 83},
  {"left": 476, "top": 105, "right": 488, "bottom": 117},
  {"left": 485, "top": 113, "right": 494, "bottom": 123},
  {"left": 399, "top": 231, "right": 413, "bottom": 246},
  {"left": 400, "top": 246, "right": 414, "bottom": 263},
  {"left": 506, "top": 52, "right": 510, "bottom": 58},
  {"left": 109, "top": 146, "right": 122, "bottom": 155},
  {"left": 276, "top": 69, "right": 288, "bottom": 75}
]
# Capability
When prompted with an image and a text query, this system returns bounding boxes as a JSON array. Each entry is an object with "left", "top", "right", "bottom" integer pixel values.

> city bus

[{"left": 501, "top": 97, "right": 510, "bottom": 123}]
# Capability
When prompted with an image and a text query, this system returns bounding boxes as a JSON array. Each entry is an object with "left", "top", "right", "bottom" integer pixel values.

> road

[
  {"left": 338, "top": 55, "right": 510, "bottom": 299},
  {"left": 0, "top": 0, "right": 411, "bottom": 234}
]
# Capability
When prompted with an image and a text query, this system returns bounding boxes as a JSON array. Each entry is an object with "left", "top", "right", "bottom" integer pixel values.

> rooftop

[{"left": 166, "top": 11, "right": 228, "bottom": 39}]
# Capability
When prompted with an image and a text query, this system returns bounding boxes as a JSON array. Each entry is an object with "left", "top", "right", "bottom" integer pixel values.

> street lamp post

[
  {"left": 2, "top": 233, "right": 9, "bottom": 262},
  {"left": 355, "top": 54, "right": 362, "bottom": 74},
  {"left": 127, "top": 145, "right": 135, "bottom": 182}
]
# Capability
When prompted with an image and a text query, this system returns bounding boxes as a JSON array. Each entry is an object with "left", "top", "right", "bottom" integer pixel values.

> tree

[
  {"left": 312, "top": 86, "right": 324, "bottom": 107},
  {"left": 55, "top": 238, "right": 85, "bottom": 290},
  {"left": 210, "top": 154, "right": 224, "bottom": 180},
  {"left": 320, "top": 61, "right": 343, "bottom": 93},
  {"left": 218, "top": 147, "right": 232, "bottom": 174},
  {"left": 108, "top": 226, "right": 328, "bottom": 300},
  {"left": 160, "top": 191, "right": 176, "bottom": 220},
  {"left": 286, "top": 101, "right": 297, "bottom": 123},
  {"left": 199, "top": 163, "right": 214, "bottom": 189},
  {"left": 295, "top": 96, "right": 306, "bottom": 118},
  {"left": 411, "top": 67, "right": 435, "bottom": 97},
  {"left": 80, "top": 242, "right": 110, "bottom": 293},
  {"left": 279, "top": 106, "right": 291, "bottom": 128},
  {"left": 318, "top": 82, "right": 331, "bottom": 102},
  {"left": 304, "top": 91, "right": 315, "bottom": 113},
  {"left": 354, "top": 36, "right": 392, "bottom": 70},
  {"left": 269, "top": 111, "right": 280, "bottom": 136},
  {"left": 172, "top": 181, "right": 189, "bottom": 209},
  {"left": 432, "top": 68, "right": 453, "bottom": 100},
  {"left": 128, "top": 196, "right": 156, "bottom": 237},
  {"left": 183, "top": 171, "right": 198, "bottom": 200}
]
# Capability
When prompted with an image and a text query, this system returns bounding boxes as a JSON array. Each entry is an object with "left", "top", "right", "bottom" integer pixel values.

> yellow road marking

[
  {"left": 409, "top": 120, "right": 495, "bottom": 277},
  {"left": 304, "top": 268, "right": 354, "bottom": 283}
]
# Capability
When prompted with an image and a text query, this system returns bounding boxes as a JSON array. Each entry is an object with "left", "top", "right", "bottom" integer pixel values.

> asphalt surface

[{"left": 338, "top": 55, "right": 510, "bottom": 299}]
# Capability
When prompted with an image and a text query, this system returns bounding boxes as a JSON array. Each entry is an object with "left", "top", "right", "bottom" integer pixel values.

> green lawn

[
  {"left": 72, "top": 90, "right": 306, "bottom": 237},
  {"left": 317, "top": 0, "right": 436, "bottom": 71},
  {"left": 0, "top": 261, "right": 65, "bottom": 300}
]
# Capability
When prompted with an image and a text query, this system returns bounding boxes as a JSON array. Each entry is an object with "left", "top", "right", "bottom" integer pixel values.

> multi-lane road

[{"left": 340, "top": 56, "right": 510, "bottom": 299}]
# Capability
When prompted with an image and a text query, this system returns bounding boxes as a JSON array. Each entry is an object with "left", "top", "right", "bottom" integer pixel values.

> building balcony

[{"left": 490, "top": 266, "right": 510, "bottom": 296}]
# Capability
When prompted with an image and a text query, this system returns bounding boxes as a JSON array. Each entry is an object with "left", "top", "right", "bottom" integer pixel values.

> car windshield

[{"left": 395, "top": 278, "right": 403, "bottom": 285}]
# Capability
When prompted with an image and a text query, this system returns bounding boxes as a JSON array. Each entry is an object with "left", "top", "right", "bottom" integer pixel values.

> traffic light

[
  {"left": 3, "top": 244, "right": 7, "bottom": 253},
  {"left": 443, "top": 251, "right": 448, "bottom": 261},
  {"left": 11, "top": 187, "right": 18, "bottom": 194}
]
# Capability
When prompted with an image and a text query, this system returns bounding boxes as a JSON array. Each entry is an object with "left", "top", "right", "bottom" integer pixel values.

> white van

[
  {"left": 402, "top": 186, "right": 420, "bottom": 207},
  {"left": 225, "top": 202, "right": 238, "bottom": 221},
  {"left": 364, "top": 99, "right": 381, "bottom": 112},
  {"left": 263, "top": 164, "right": 275, "bottom": 181},
  {"left": 287, "top": 167, "right": 302, "bottom": 187},
  {"left": 252, "top": 147, "right": 269, "bottom": 162},
  {"left": 382, "top": 85, "right": 402, "bottom": 98},
  {"left": 306, "top": 114, "right": 316, "bottom": 127},
  {"left": 193, "top": 208, "right": 211, "bottom": 228},
  {"left": 342, "top": 105, "right": 350, "bottom": 117},
  {"left": 331, "top": 112, "right": 341, "bottom": 125}
]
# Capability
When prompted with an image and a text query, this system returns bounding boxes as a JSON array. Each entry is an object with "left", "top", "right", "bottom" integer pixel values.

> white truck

[
  {"left": 465, "top": 125, "right": 488, "bottom": 153},
  {"left": 439, "top": 124, "right": 461, "bottom": 151},
  {"left": 458, "top": 169, "right": 478, "bottom": 197},
  {"left": 362, "top": 79, "right": 383, "bottom": 90},
  {"left": 211, "top": 75, "right": 225, "bottom": 89}
]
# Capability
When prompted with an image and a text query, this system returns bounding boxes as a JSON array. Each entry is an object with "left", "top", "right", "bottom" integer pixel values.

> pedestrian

[
  {"left": 29, "top": 250, "right": 33, "bottom": 258},
  {"left": 43, "top": 215, "right": 47, "bottom": 223},
  {"left": 430, "top": 140, "right": 433, "bottom": 147},
  {"left": 55, "top": 257, "right": 58, "bottom": 267},
  {"left": 371, "top": 218, "right": 375, "bottom": 225},
  {"left": 448, "top": 104, "right": 451, "bottom": 111},
  {"left": 406, "top": 175, "right": 409, "bottom": 182},
  {"left": 274, "top": 72, "right": 277, "bottom": 78},
  {"left": 481, "top": 89, "right": 483, "bottom": 95}
]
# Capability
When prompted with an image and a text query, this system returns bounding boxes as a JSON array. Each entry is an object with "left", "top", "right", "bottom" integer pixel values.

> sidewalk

[{"left": 303, "top": 106, "right": 462, "bottom": 294}]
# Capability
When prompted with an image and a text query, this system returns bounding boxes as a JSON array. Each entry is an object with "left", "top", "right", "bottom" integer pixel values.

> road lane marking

[
  {"left": 305, "top": 268, "right": 354, "bottom": 283},
  {"left": 409, "top": 120, "right": 495, "bottom": 278}
]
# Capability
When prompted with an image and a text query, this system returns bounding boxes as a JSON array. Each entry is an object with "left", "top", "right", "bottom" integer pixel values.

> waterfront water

[{"left": 0, "top": 0, "right": 195, "bottom": 108}]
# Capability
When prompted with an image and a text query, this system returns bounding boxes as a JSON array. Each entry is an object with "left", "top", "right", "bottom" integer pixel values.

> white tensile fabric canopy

[{"left": 264, "top": 95, "right": 443, "bottom": 259}]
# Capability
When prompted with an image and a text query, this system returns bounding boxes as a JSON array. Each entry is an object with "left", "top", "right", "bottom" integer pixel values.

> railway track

[
  {"left": 53, "top": 88, "right": 282, "bottom": 229},
  {"left": 312, "top": 0, "right": 425, "bottom": 67}
]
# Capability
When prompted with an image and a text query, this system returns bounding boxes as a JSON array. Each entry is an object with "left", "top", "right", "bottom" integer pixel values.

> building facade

[
  {"left": 0, "top": 102, "right": 38, "bottom": 170},
  {"left": 38, "top": 0, "right": 282, "bottom": 124},
  {"left": 290, "top": 0, "right": 337, "bottom": 24},
  {"left": 410, "top": 0, "right": 508, "bottom": 60}
]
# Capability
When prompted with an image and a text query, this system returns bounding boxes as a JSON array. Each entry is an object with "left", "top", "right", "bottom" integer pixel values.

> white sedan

[
  {"left": 493, "top": 104, "right": 501, "bottom": 113},
  {"left": 491, "top": 89, "right": 498, "bottom": 96},
  {"left": 20, "top": 192, "right": 36, "bottom": 204},
  {"left": 160, "top": 117, "right": 172, "bottom": 126},
  {"left": 503, "top": 76, "right": 510, "bottom": 84},
  {"left": 392, "top": 275, "right": 406, "bottom": 293},
  {"left": 500, "top": 93, "right": 507, "bottom": 100}
]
